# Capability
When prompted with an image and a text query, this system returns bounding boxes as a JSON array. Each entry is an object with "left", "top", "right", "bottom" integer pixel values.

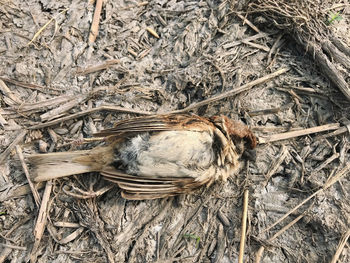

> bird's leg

[{"left": 62, "top": 183, "right": 113, "bottom": 199}]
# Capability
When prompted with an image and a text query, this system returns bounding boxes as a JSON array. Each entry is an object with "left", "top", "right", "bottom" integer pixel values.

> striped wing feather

[
  {"left": 96, "top": 114, "right": 217, "bottom": 199},
  {"left": 94, "top": 114, "right": 214, "bottom": 137},
  {"left": 101, "top": 167, "right": 210, "bottom": 200}
]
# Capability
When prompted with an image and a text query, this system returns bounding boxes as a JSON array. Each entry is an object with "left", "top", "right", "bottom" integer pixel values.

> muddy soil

[{"left": 0, "top": 1, "right": 349, "bottom": 262}]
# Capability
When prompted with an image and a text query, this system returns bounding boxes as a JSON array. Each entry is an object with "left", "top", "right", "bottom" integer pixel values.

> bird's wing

[
  {"left": 101, "top": 166, "right": 211, "bottom": 200},
  {"left": 93, "top": 114, "right": 214, "bottom": 137}
]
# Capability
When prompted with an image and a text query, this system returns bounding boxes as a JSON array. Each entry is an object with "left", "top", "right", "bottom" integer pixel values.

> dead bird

[{"left": 27, "top": 114, "right": 256, "bottom": 200}]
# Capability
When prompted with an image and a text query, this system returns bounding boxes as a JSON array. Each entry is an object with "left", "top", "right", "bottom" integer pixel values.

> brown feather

[
  {"left": 27, "top": 113, "right": 256, "bottom": 200},
  {"left": 93, "top": 114, "right": 214, "bottom": 137}
]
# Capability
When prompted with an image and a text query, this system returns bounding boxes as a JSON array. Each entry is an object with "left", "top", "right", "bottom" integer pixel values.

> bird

[{"left": 27, "top": 114, "right": 257, "bottom": 200}]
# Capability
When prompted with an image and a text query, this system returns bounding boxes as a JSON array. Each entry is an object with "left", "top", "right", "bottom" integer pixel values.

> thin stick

[
  {"left": 15, "top": 145, "right": 41, "bottom": 207},
  {"left": 255, "top": 214, "right": 304, "bottom": 263},
  {"left": 28, "top": 105, "right": 154, "bottom": 130},
  {"left": 261, "top": 162, "right": 350, "bottom": 234},
  {"left": 1, "top": 182, "right": 45, "bottom": 202},
  {"left": 0, "top": 79, "right": 22, "bottom": 104},
  {"left": 40, "top": 95, "right": 87, "bottom": 121},
  {"left": 88, "top": 0, "right": 103, "bottom": 44},
  {"left": 27, "top": 8, "right": 69, "bottom": 46},
  {"left": 0, "top": 130, "right": 27, "bottom": 165},
  {"left": 267, "top": 33, "right": 284, "bottom": 65},
  {"left": 238, "top": 189, "right": 249, "bottom": 263},
  {"left": 30, "top": 181, "right": 53, "bottom": 263},
  {"left": 263, "top": 145, "right": 288, "bottom": 187},
  {"left": 75, "top": 59, "right": 120, "bottom": 75},
  {"left": 53, "top": 222, "right": 81, "bottom": 228},
  {"left": 58, "top": 227, "right": 85, "bottom": 244},
  {"left": 0, "top": 247, "right": 12, "bottom": 263},
  {"left": 222, "top": 32, "right": 271, "bottom": 49},
  {"left": 0, "top": 113, "right": 7, "bottom": 127},
  {"left": 242, "top": 40, "right": 270, "bottom": 52},
  {"left": 0, "top": 243, "right": 27, "bottom": 251},
  {"left": 261, "top": 189, "right": 321, "bottom": 235},
  {"left": 168, "top": 68, "right": 289, "bottom": 114},
  {"left": 330, "top": 229, "right": 350, "bottom": 263},
  {"left": 258, "top": 123, "right": 341, "bottom": 144},
  {"left": 236, "top": 13, "right": 260, "bottom": 33},
  {"left": 269, "top": 214, "right": 304, "bottom": 241},
  {"left": 0, "top": 77, "right": 60, "bottom": 94}
]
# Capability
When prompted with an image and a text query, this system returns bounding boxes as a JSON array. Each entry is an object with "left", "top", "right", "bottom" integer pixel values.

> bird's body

[{"left": 28, "top": 114, "right": 256, "bottom": 200}]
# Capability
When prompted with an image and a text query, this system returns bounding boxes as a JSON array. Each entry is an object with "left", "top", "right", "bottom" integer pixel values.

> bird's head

[{"left": 210, "top": 115, "right": 257, "bottom": 161}]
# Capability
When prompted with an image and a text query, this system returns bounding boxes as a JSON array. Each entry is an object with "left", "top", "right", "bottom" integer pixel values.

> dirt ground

[{"left": 1, "top": 0, "right": 350, "bottom": 262}]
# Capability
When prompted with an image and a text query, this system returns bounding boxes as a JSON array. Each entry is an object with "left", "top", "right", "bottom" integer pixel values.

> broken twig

[
  {"left": 30, "top": 181, "right": 53, "bottom": 263},
  {"left": 330, "top": 229, "right": 350, "bottom": 263},
  {"left": 168, "top": 68, "right": 289, "bottom": 114},
  {"left": 76, "top": 59, "right": 120, "bottom": 75},
  {"left": 260, "top": 162, "right": 350, "bottom": 234},
  {"left": 15, "top": 145, "right": 41, "bottom": 207},
  {"left": 0, "top": 130, "right": 27, "bottom": 165},
  {"left": 88, "top": 0, "right": 103, "bottom": 44},
  {"left": 239, "top": 189, "right": 249, "bottom": 263},
  {"left": 27, "top": 8, "right": 69, "bottom": 46},
  {"left": 255, "top": 214, "right": 304, "bottom": 263},
  {"left": 258, "top": 123, "right": 341, "bottom": 144}
]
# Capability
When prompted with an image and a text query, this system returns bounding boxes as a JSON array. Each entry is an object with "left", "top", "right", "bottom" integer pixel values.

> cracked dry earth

[{"left": 0, "top": 0, "right": 350, "bottom": 262}]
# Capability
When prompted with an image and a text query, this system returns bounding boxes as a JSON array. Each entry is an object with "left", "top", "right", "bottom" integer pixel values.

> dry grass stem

[
  {"left": 30, "top": 181, "right": 53, "bottom": 263},
  {"left": 88, "top": 0, "right": 103, "bottom": 44},
  {"left": 0, "top": 243, "right": 27, "bottom": 251},
  {"left": 238, "top": 189, "right": 249, "bottom": 263},
  {"left": 58, "top": 227, "right": 85, "bottom": 244},
  {"left": 39, "top": 95, "right": 88, "bottom": 121},
  {"left": 168, "top": 68, "right": 289, "bottom": 114},
  {"left": 261, "top": 162, "right": 350, "bottom": 234},
  {"left": 27, "top": 8, "right": 69, "bottom": 46},
  {"left": 242, "top": 40, "right": 270, "bottom": 52},
  {"left": 258, "top": 123, "right": 341, "bottom": 144},
  {"left": 15, "top": 145, "right": 41, "bottom": 207},
  {"left": 0, "top": 77, "right": 60, "bottom": 94},
  {"left": 0, "top": 113, "right": 7, "bottom": 127},
  {"left": 0, "top": 79, "right": 22, "bottom": 104},
  {"left": 0, "top": 130, "right": 27, "bottom": 165},
  {"left": 255, "top": 214, "right": 304, "bottom": 263},
  {"left": 222, "top": 32, "right": 271, "bottom": 49},
  {"left": 75, "top": 59, "right": 120, "bottom": 75},
  {"left": 264, "top": 145, "right": 288, "bottom": 186},
  {"left": 330, "top": 229, "right": 350, "bottom": 263},
  {"left": 53, "top": 222, "right": 81, "bottom": 228},
  {"left": 236, "top": 13, "right": 261, "bottom": 33}
]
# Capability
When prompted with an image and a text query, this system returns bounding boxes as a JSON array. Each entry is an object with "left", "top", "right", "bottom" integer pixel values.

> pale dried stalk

[
  {"left": 169, "top": 68, "right": 289, "bottom": 114},
  {"left": 15, "top": 145, "right": 41, "bottom": 207},
  {"left": 261, "top": 162, "right": 350, "bottom": 234},
  {"left": 0, "top": 130, "right": 27, "bottom": 165},
  {"left": 239, "top": 189, "right": 249, "bottom": 263},
  {"left": 30, "top": 181, "right": 53, "bottom": 263},
  {"left": 255, "top": 214, "right": 304, "bottom": 263},
  {"left": 258, "top": 123, "right": 341, "bottom": 144},
  {"left": 88, "top": 0, "right": 103, "bottom": 44},
  {"left": 330, "top": 229, "right": 350, "bottom": 263}
]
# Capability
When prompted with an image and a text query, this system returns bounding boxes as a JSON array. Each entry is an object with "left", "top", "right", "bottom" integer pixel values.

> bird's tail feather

[{"left": 27, "top": 150, "right": 99, "bottom": 182}]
